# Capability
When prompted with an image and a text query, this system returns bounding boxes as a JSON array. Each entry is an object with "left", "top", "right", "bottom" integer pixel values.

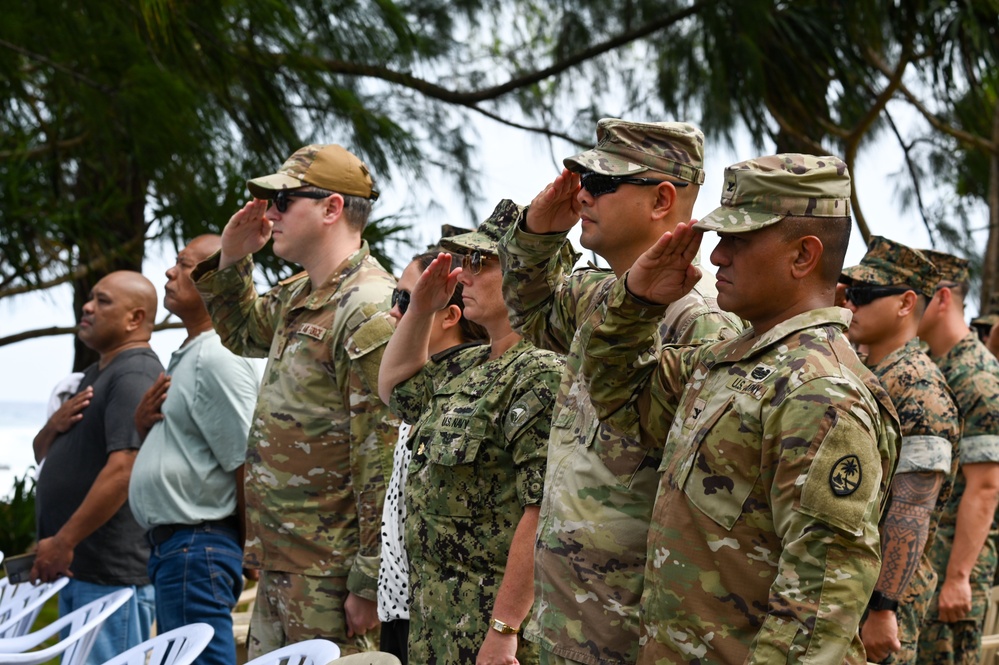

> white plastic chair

[
  {"left": 0, "top": 587, "right": 133, "bottom": 665},
  {"left": 329, "top": 653, "right": 401, "bottom": 665},
  {"left": 244, "top": 639, "right": 340, "bottom": 665},
  {"left": 0, "top": 577, "right": 70, "bottom": 638},
  {"left": 98, "top": 623, "right": 214, "bottom": 665}
]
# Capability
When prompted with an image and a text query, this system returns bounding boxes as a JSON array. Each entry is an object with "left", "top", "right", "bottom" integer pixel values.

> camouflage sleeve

[
  {"left": 192, "top": 250, "right": 281, "bottom": 358},
  {"left": 895, "top": 377, "right": 960, "bottom": 475},
  {"left": 499, "top": 211, "right": 598, "bottom": 354},
  {"left": 342, "top": 310, "right": 399, "bottom": 598},
  {"left": 960, "top": 371, "right": 999, "bottom": 458},
  {"left": 748, "top": 380, "right": 886, "bottom": 663},
  {"left": 582, "top": 275, "right": 692, "bottom": 441},
  {"left": 505, "top": 356, "right": 564, "bottom": 507},
  {"left": 389, "top": 363, "right": 437, "bottom": 424}
]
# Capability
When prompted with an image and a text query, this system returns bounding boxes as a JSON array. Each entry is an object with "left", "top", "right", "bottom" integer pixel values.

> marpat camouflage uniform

[
  {"left": 918, "top": 333, "right": 999, "bottom": 665},
  {"left": 866, "top": 338, "right": 960, "bottom": 663},
  {"left": 582, "top": 278, "right": 899, "bottom": 664},
  {"left": 193, "top": 242, "right": 397, "bottom": 653},
  {"left": 391, "top": 339, "right": 563, "bottom": 665},
  {"left": 499, "top": 221, "right": 740, "bottom": 665}
]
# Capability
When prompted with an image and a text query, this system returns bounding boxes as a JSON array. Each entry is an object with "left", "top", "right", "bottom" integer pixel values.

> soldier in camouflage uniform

[
  {"left": 378, "top": 200, "right": 564, "bottom": 665},
  {"left": 970, "top": 293, "right": 999, "bottom": 358},
  {"left": 498, "top": 118, "right": 741, "bottom": 665},
  {"left": 581, "top": 154, "right": 901, "bottom": 663},
  {"left": 915, "top": 251, "right": 999, "bottom": 665},
  {"left": 193, "top": 144, "right": 398, "bottom": 656},
  {"left": 840, "top": 238, "right": 960, "bottom": 664}
]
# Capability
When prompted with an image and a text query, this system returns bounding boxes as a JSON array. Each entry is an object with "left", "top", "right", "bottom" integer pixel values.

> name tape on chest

[{"left": 298, "top": 323, "right": 328, "bottom": 340}]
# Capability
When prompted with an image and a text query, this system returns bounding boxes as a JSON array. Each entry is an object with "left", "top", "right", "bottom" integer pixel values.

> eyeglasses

[
  {"left": 457, "top": 250, "right": 494, "bottom": 275},
  {"left": 579, "top": 171, "right": 689, "bottom": 197},
  {"left": 272, "top": 190, "right": 332, "bottom": 213},
  {"left": 844, "top": 285, "right": 912, "bottom": 307},
  {"left": 391, "top": 288, "right": 411, "bottom": 315}
]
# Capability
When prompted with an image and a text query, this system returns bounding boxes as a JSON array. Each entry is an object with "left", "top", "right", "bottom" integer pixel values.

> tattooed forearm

[{"left": 873, "top": 471, "right": 944, "bottom": 600}]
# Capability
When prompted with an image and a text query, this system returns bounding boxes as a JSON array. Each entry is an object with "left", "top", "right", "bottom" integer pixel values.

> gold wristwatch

[{"left": 490, "top": 618, "right": 519, "bottom": 635}]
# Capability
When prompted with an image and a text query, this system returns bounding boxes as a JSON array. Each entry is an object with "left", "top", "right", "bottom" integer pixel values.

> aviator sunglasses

[
  {"left": 844, "top": 285, "right": 911, "bottom": 307},
  {"left": 391, "top": 288, "right": 411, "bottom": 315},
  {"left": 457, "top": 250, "right": 494, "bottom": 275},
  {"left": 272, "top": 190, "right": 333, "bottom": 213},
  {"left": 580, "top": 171, "right": 689, "bottom": 197}
]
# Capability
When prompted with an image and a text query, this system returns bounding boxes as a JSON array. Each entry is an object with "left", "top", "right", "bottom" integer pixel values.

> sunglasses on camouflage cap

[
  {"left": 579, "top": 171, "right": 689, "bottom": 197},
  {"left": 272, "top": 190, "right": 334, "bottom": 213},
  {"left": 844, "top": 285, "right": 912, "bottom": 307}
]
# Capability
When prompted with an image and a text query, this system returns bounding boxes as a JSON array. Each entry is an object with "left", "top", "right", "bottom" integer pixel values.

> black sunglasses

[
  {"left": 391, "top": 288, "right": 411, "bottom": 315},
  {"left": 272, "top": 190, "right": 332, "bottom": 213},
  {"left": 457, "top": 250, "right": 494, "bottom": 275},
  {"left": 579, "top": 171, "right": 689, "bottom": 197},
  {"left": 844, "top": 285, "right": 911, "bottom": 307}
]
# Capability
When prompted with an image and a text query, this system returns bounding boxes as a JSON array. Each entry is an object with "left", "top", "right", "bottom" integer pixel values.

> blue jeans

[
  {"left": 147, "top": 525, "right": 243, "bottom": 665},
  {"left": 58, "top": 578, "right": 155, "bottom": 665}
]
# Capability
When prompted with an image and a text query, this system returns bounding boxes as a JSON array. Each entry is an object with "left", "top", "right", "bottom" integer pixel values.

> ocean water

[{"left": 0, "top": 401, "right": 45, "bottom": 500}]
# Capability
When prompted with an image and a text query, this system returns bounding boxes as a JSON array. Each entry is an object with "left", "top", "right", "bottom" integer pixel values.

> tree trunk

[
  {"left": 981, "top": 102, "right": 999, "bottom": 315},
  {"left": 70, "top": 160, "right": 148, "bottom": 372}
]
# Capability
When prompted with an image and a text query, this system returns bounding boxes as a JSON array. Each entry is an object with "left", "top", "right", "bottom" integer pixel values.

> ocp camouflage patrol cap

[
  {"left": 840, "top": 236, "right": 940, "bottom": 298},
  {"left": 971, "top": 293, "right": 999, "bottom": 328},
  {"left": 693, "top": 154, "right": 851, "bottom": 233},
  {"left": 247, "top": 144, "right": 379, "bottom": 200},
  {"left": 440, "top": 199, "right": 525, "bottom": 256},
  {"left": 563, "top": 118, "right": 705, "bottom": 185},
  {"left": 919, "top": 248, "right": 970, "bottom": 285}
]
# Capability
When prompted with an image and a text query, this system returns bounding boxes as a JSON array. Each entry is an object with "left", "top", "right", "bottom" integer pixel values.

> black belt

[{"left": 148, "top": 514, "right": 240, "bottom": 547}]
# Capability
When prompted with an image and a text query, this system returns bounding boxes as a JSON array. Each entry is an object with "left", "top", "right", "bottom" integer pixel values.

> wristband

[{"left": 868, "top": 590, "right": 899, "bottom": 613}]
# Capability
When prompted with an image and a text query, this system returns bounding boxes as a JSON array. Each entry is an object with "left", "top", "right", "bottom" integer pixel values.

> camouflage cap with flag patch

[
  {"left": 920, "top": 248, "right": 970, "bottom": 285},
  {"left": 694, "top": 154, "right": 851, "bottom": 233},
  {"left": 840, "top": 236, "right": 940, "bottom": 298},
  {"left": 246, "top": 144, "right": 379, "bottom": 200},
  {"left": 563, "top": 118, "right": 705, "bottom": 185},
  {"left": 440, "top": 200, "right": 525, "bottom": 255}
]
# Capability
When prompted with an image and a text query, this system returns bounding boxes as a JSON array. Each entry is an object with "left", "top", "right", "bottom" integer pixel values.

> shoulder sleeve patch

[
  {"left": 345, "top": 314, "right": 394, "bottom": 359},
  {"left": 797, "top": 408, "right": 884, "bottom": 537}
]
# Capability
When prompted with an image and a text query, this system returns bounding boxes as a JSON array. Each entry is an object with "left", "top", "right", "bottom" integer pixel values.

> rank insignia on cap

[{"left": 830, "top": 455, "right": 862, "bottom": 496}]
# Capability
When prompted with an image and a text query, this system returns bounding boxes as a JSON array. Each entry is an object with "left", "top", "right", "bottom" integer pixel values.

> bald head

[
  {"left": 185, "top": 234, "right": 222, "bottom": 264},
  {"left": 78, "top": 270, "right": 157, "bottom": 357}
]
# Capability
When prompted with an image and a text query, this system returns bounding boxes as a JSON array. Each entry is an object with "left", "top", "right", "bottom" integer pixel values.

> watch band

[
  {"left": 490, "top": 618, "right": 519, "bottom": 635},
  {"left": 868, "top": 590, "right": 899, "bottom": 613}
]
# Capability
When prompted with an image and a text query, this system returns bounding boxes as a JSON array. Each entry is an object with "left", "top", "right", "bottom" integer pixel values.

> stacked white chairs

[
  {"left": 0, "top": 577, "right": 70, "bottom": 638},
  {"left": 98, "top": 623, "right": 214, "bottom": 665},
  {"left": 0, "top": 587, "right": 132, "bottom": 665},
  {"left": 244, "top": 639, "right": 340, "bottom": 665}
]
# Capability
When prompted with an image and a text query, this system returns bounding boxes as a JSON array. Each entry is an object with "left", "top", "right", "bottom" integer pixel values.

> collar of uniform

[
  {"left": 869, "top": 336, "right": 924, "bottom": 374},
  {"left": 293, "top": 240, "right": 372, "bottom": 310},
  {"left": 712, "top": 306, "right": 852, "bottom": 364}
]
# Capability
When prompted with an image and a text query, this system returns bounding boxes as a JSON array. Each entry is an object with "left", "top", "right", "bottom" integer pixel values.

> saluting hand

[
  {"left": 47, "top": 387, "right": 93, "bottom": 435},
  {"left": 220, "top": 199, "right": 271, "bottom": 269},
  {"left": 624, "top": 221, "right": 703, "bottom": 305},
  {"left": 134, "top": 373, "right": 171, "bottom": 440},
  {"left": 408, "top": 253, "right": 462, "bottom": 316},
  {"left": 524, "top": 169, "right": 582, "bottom": 234}
]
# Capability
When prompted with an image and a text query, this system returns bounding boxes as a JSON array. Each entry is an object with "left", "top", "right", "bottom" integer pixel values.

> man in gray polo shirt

[{"left": 129, "top": 235, "right": 259, "bottom": 665}]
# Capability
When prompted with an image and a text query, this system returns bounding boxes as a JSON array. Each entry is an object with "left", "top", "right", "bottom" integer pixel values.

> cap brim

[
  {"left": 972, "top": 314, "right": 999, "bottom": 327},
  {"left": 693, "top": 207, "right": 784, "bottom": 233},
  {"left": 439, "top": 231, "right": 497, "bottom": 255},
  {"left": 246, "top": 173, "right": 306, "bottom": 199},
  {"left": 563, "top": 149, "right": 650, "bottom": 176},
  {"left": 839, "top": 265, "right": 891, "bottom": 286}
]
